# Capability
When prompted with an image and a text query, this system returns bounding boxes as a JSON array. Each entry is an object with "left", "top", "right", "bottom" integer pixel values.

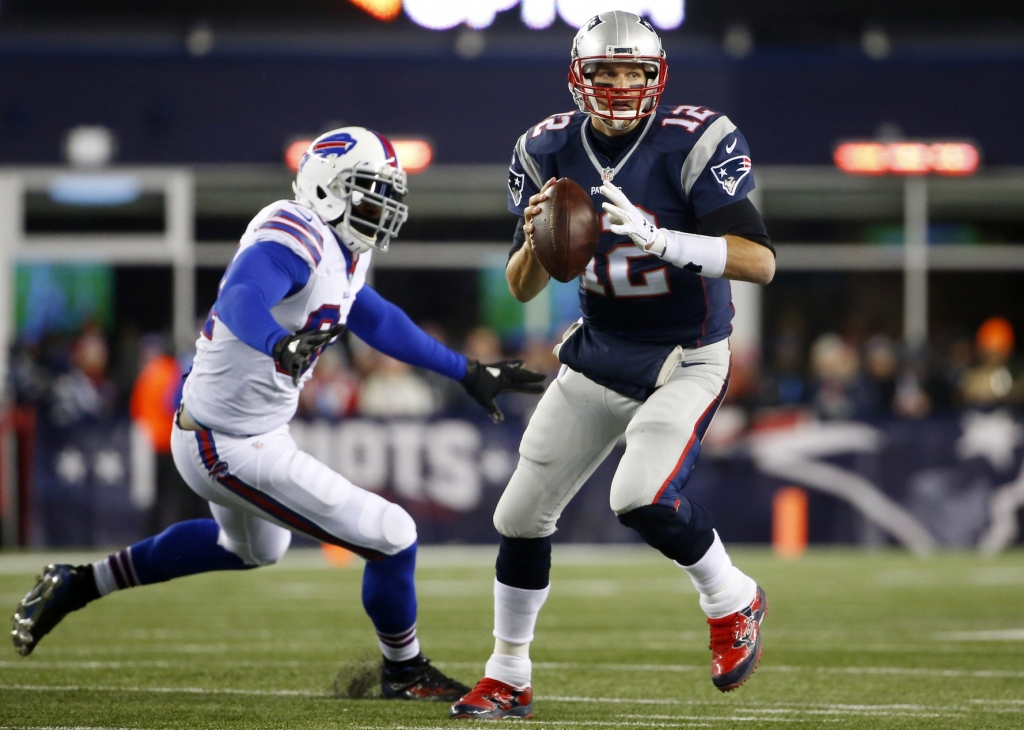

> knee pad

[
  {"left": 379, "top": 503, "right": 417, "bottom": 555},
  {"left": 218, "top": 526, "right": 291, "bottom": 567},
  {"left": 495, "top": 536, "right": 551, "bottom": 590},
  {"left": 617, "top": 499, "right": 715, "bottom": 567}
]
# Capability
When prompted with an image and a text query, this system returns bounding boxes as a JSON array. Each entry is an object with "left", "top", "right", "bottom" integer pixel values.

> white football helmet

[
  {"left": 568, "top": 11, "right": 668, "bottom": 131},
  {"left": 293, "top": 127, "right": 409, "bottom": 253}
]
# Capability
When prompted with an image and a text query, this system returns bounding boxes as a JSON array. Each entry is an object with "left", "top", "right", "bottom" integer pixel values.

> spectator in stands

[
  {"left": 297, "top": 346, "right": 360, "bottom": 421},
  {"left": 759, "top": 310, "right": 806, "bottom": 407},
  {"left": 808, "top": 333, "right": 863, "bottom": 419},
  {"left": 860, "top": 335, "right": 899, "bottom": 417},
  {"left": 130, "top": 334, "right": 206, "bottom": 531},
  {"left": 50, "top": 325, "right": 116, "bottom": 426},
  {"left": 959, "top": 317, "right": 1021, "bottom": 407},
  {"left": 357, "top": 346, "right": 438, "bottom": 418}
]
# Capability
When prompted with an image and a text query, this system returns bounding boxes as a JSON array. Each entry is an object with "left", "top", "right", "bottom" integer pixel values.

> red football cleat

[
  {"left": 449, "top": 677, "right": 533, "bottom": 720},
  {"left": 708, "top": 584, "right": 767, "bottom": 692}
]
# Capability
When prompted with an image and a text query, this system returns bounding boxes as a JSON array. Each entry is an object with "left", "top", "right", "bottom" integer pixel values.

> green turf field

[{"left": 1, "top": 545, "right": 1023, "bottom": 729}]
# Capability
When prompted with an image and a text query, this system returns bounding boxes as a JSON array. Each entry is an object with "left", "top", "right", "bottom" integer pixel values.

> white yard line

[
  {"left": 438, "top": 660, "right": 1024, "bottom": 679},
  {"left": 937, "top": 629, "right": 1024, "bottom": 641}
]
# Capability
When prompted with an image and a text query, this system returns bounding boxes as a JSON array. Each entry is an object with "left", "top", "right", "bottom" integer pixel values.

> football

[{"left": 530, "top": 177, "right": 599, "bottom": 283}]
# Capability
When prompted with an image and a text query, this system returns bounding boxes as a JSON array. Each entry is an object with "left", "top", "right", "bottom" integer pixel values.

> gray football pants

[{"left": 493, "top": 339, "right": 730, "bottom": 538}]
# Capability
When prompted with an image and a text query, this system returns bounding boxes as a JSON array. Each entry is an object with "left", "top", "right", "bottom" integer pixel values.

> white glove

[
  {"left": 599, "top": 182, "right": 667, "bottom": 255},
  {"left": 598, "top": 182, "right": 728, "bottom": 278}
]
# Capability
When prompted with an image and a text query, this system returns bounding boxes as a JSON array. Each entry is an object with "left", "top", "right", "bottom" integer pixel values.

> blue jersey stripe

[
  {"left": 275, "top": 209, "right": 323, "bottom": 246},
  {"left": 257, "top": 221, "right": 322, "bottom": 265}
]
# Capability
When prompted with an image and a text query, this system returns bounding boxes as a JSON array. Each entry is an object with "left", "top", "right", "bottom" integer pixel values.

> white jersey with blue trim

[{"left": 184, "top": 199, "right": 371, "bottom": 436}]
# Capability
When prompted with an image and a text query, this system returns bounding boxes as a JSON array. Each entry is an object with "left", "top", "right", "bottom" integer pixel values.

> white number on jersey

[
  {"left": 531, "top": 113, "right": 575, "bottom": 138},
  {"left": 662, "top": 105, "right": 716, "bottom": 133},
  {"left": 583, "top": 244, "right": 670, "bottom": 298}
]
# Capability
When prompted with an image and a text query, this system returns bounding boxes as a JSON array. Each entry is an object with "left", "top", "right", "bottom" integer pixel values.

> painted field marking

[
  {"left": 437, "top": 660, "right": 1024, "bottom": 679},
  {"left": 937, "top": 629, "right": 1024, "bottom": 641}
]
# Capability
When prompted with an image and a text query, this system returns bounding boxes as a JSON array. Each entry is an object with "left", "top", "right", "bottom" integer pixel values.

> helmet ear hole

[{"left": 316, "top": 186, "right": 327, "bottom": 200}]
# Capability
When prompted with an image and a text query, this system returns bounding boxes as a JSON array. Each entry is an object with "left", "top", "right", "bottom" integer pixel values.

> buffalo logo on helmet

[
  {"left": 312, "top": 132, "right": 358, "bottom": 158},
  {"left": 710, "top": 155, "right": 752, "bottom": 196}
]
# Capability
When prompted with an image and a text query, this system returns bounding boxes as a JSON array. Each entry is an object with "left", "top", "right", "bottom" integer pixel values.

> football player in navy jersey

[{"left": 451, "top": 11, "right": 775, "bottom": 720}]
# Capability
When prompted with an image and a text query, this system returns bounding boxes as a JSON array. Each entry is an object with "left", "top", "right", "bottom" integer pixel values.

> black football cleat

[
  {"left": 380, "top": 654, "right": 470, "bottom": 701},
  {"left": 11, "top": 564, "right": 99, "bottom": 657},
  {"left": 450, "top": 677, "right": 534, "bottom": 719}
]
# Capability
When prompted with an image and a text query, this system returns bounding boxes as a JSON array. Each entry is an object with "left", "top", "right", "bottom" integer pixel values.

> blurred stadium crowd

[{"left": 9, "top": 312, "right": 1020, "bottom": 434}]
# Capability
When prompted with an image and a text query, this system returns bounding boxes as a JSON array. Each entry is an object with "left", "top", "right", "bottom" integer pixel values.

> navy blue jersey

[{"left": 508, "top": 105, "right": 757, "bottom": 349}]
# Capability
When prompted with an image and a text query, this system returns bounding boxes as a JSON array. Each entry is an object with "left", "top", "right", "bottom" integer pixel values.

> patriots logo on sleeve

[
  {"left": 710, "top": 155, "right": 752, "bottom": 196},
  {"left": 508, "top": 167, "right": 525, "bottom": 206}
]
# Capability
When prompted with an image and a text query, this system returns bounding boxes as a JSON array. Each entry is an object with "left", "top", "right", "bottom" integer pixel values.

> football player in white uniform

[{"left": 11, "top": 127, "right": 545, "bottom": 701}]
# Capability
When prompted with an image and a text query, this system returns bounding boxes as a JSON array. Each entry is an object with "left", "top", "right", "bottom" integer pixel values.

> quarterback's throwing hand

[
  {"left": 461, "top": 360, "right": 546, "bottom": 423},
  {"left": 599, "top": 182, "right": 667, "bottom": 256},
  {"left": 273, "top": 324, "right": 346, "bottom": 386}
]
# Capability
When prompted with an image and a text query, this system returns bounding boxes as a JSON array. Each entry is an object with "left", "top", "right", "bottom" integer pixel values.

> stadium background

[{"left": 0, "top": 0, "right": 1023, "bottom": 557}]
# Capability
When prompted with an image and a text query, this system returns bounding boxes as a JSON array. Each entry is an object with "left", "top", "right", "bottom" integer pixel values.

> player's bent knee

[
  {"left": 380, "top": 503, "right": 417, "bottom": 554},
  {"left": 617, "top": 500, "right": 715, "bottom": 566},
  {"left": 218, "top": 527, "right": 291, "bottom": 567}
]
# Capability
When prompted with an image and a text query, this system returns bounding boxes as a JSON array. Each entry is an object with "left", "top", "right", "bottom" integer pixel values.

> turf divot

[{"left": 333, "top": 653, "right": 383, "bottom": 699}]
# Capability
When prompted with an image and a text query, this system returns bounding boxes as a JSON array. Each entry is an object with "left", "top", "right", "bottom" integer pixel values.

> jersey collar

[{"left": 580, "top": 115, "right": 654, "bottom": 184}]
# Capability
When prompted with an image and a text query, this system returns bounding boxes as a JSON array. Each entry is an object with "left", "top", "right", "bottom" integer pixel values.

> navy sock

[
  {"left": 94, "top": 519, "right": 252, "bottom": 592},
  {"left": 362, "top": 543, "right": 419, "bottom": 660}
]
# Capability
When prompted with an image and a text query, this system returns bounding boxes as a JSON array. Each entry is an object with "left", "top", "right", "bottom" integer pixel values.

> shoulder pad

[
  {"left": 520, "top": 111, "right": 583, "bottom": 155},
  {"left": 246, "top": 199, "right": 328, "bottom": 268},
  {"left": 514, "top": 112, "right": 582, "bottom": 189},
  {"left": 655, "top": 105, "right": 731, "bottom": 139}
]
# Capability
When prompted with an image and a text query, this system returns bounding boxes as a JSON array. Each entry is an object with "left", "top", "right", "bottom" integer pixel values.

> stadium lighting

[
  {"left": 403, "top": 0, "right": 685, "bottom": 31},
  {"left": 349, "top": 0, "right": 402, "bottom": 21},
  {"left": 284, "top": 137, "right": 433, "bottom": 175},
  {"left": 284, "top": 139, "right": 312, "bottom": 173},
  {"left": 392, "top": 138, "right": 434, "bottom": 174},
  {"left": 834, "top": 141, "right": 980, "bottom": 176}
]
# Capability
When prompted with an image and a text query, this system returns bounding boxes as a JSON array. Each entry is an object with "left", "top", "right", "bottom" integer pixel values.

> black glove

[
  {"left": 461, "top": 359, "right": 546, "bottom": 424},
  {"left": 273, "top": 323, "right": 346, "bottom": 386}
]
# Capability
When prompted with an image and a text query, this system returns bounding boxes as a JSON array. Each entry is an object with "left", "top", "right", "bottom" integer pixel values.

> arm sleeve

[
  {"left": 696, "top": 198, "right": 774, "bottom": 254},
  {"left": 347, "top": 286, "right": 468, "bottom": 381},
  {"left": 216, "top": 242, "right": 312, "bottom": 357},
  {"left": 508, "top": 144, "right": 541, "bottom": 216},
  {"left": 686, "top": 124, "right": 757, "bottom": 219},
  {"left": 507, "top": 216, "right": 527, "bottom": 264}
]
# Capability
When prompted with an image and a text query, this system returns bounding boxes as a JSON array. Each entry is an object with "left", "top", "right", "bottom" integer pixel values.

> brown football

[{"left": 530, "top": 177, "right": 599, "bottom": 283}]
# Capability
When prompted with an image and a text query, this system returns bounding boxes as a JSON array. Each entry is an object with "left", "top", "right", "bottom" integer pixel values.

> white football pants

[
  {"left": 170, "top": 421, "right": 417, "bottom": 565},
  {"left": 493, "top": 339, "right": 730, "bottom": 538}
]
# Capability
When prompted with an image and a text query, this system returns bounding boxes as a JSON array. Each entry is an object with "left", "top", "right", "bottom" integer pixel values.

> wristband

[{"left": 652, "top": 229, "right": 728, "bottom": 278}]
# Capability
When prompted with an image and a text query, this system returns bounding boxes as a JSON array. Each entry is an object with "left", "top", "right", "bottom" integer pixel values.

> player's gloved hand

[
  {"left": 461, "top": 360, "right": 546, "bottom": 424},
  {"left": 273, "top": 323, "right": 346, "bottom": 386},
  {"left": 599, "top": 182, "right": 667, "bottom": 256}
]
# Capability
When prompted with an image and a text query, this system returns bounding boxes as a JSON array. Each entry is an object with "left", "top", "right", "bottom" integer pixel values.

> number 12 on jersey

[{"left": 582, "top": 244, "right": 670, "bottom": 298}]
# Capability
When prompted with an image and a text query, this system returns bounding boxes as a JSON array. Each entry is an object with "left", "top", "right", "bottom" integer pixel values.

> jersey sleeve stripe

[
  {"left": 514, "top": 133, "right": 544, "bottom": 189},
  {"left": 680, "top": 115, "right": 737, "bottom": 196},
  {"left": 257, "top": 221, "right": 323, "bottom": 265},
  {"left": 275, "top": 210, "right": 324, "bottom": 247}
]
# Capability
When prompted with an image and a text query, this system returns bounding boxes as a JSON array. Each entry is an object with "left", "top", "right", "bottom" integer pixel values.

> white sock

[
  {"left": 485, "top": 653, "right": 532, "bottom": 689},
  {"left": 678, "top": 530, "right": 756, "bottom": 619},
  {"left": 377, "top": 625, "right": 421, "bottom": 662},
  {"left": 484, "top": 579, "right": 550, "bottom": 688},
  {"left": 92, "top": 548, "right": 140, "bottom": 597},
  {"left": 492, "top": 579, "right": 550, "bottom": 644}
]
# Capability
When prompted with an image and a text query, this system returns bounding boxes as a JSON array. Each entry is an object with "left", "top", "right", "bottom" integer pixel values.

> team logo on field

[
  {"left": 710, "top": 155, "right": 752, "bottom": 196},
  {"left": 508, "top": 168, "right": 525, "bottom": 206}
]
